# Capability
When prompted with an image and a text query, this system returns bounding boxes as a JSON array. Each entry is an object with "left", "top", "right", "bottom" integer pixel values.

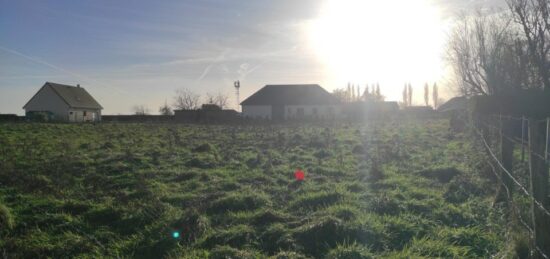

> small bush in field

[{"left": 0, "top": 203, "right": 15, "bottom": 231}]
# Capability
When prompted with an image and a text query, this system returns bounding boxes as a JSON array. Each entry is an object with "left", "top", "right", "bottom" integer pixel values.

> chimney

[{"left": 77, "top": 84, "right": 80, "bottom": 88}]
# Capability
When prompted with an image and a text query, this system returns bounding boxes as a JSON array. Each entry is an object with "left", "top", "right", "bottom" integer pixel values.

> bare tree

[
  {"left": 424, "top": 83, "right": 429, "bottom": 106},
  {"left": 375, "top": 83, "right": 381, "bottom": 98},
  {"left": 507, "top": 0, "right": 550, "bottom": 90},
  {"left": 133, "top": 105, "right": 150, "bottom": 115},
  {"left": 447, "top": 11, "right": 529, "bottom": 96},
  {"left": 159, "top": 100, "right": 173, "bottom": 115},
  {"left": 173, "top": 88, "right": 201, "bottom": 110},
  {"left": 407, "top": 83, "right": 413, "bottom": 106},
  {"left": 403, "top": 84, "right": 409, "bottom": 106},
  {"left": 346, "top": 83, "right": 352, "bottom": 102},
  {"left": 433, "top": 83, "right": 439, "bottom": 108},
  {"left": 205, "top": 92, "right": 229, "bottom": 109},
  {"left": 363, "top": 84, "right": 370, "bottom": 100},
  {"left": 332, "top": 88, "right": 348, "bottom": 103}
]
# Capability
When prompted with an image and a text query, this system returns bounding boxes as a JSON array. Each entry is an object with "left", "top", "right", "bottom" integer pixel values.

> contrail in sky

[
  {"left": 196, "top": 49, "right": 229, "bottom": 82},
  {"left": 0, "top": 45, "right": 126, "bottom": 94},
  {"left": 0, "top": 45, "right": 86, "bottom": 80}
]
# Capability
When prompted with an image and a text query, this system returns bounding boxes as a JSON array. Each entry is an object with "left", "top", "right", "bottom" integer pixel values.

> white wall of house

[
  {"left": 24, "top": 86, "right": 70, "bottom": 121},
  {"left": 284, "top": 105, "right": 341, "bottom": 119},
  {"left": 68, "top": 109, "right": 101, "bottom": 122},
  {"left": 242, "top": 105, "right": 272, "bottom": 119}
]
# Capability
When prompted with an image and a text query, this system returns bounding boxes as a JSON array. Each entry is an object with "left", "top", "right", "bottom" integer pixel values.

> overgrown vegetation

[{"left": 0, "top": 119, "right": 507, "bottom": 257}]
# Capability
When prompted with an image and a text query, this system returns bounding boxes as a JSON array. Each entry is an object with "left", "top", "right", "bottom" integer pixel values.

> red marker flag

[{"left": 294, "top": 169, "right": 305, "bottom": 181}]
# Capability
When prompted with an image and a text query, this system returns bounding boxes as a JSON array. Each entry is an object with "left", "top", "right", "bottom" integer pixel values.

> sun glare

[{"left": 308, "top": 0, "right": 447, "bottom": 100}]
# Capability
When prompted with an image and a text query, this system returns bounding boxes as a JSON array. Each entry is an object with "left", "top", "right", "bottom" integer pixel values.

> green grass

[{"left": 0, "top": 119, "right": 507, "bottom": 258}]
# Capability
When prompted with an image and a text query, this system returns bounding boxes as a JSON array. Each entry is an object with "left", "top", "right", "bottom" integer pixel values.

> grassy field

[{"left": 0, "top": 118, "right": 507, "bottom": 258}]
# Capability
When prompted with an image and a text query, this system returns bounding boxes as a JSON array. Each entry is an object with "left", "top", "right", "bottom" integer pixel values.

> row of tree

[
  {"left": 401, "top": 83, "right": 439, "bottom": 107},
  {"left": 332, "top": 83, "right": 385, "bottom": 103},
  {"left": 134, "top": 89, "right": 229, "bottom": 115}
]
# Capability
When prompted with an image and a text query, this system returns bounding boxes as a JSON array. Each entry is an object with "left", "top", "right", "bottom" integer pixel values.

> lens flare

[{"left": 172, "top": 231, "right": 180, "bottom": 239}]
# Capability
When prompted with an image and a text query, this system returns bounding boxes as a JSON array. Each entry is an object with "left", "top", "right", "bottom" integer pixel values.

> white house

[
  {"left": 241, "top": 84, "right": 341, "bottom": 120},
  {"left": 23, "top": 82, "right": 103, "bottom": 122}
]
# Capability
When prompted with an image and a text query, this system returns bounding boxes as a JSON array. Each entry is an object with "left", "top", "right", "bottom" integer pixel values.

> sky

[{"left": 0, "top": 0, "right": 506, "bottom": 115}]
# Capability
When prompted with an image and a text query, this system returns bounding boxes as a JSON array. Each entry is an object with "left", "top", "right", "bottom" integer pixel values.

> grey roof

[
  {"left": 438, "top": 96, "right": 467, "bottom": 112},
  {"left": 241, "top": 84, "right": 339, "bottom": 105},
  {"left": 25, "top": 82, "right": 103, "bottom": 109}
]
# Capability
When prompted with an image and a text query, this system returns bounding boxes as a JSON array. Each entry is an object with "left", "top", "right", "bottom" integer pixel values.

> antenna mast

[{"left": 234, "top": 80, "right": 241, "bottom": 112}]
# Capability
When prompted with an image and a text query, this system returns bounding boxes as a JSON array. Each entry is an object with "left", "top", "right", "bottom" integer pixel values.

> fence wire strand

[{"left": 473, "top": 120, "right": 550, "bottom": 259}]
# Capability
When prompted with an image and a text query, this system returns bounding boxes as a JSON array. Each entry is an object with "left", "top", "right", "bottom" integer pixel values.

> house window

[
  {"left": 83, "top": 111, "right": 87, "bottom": 116},
  {"left": 69, "top": 112, "right": 73, "bottom": 115}
]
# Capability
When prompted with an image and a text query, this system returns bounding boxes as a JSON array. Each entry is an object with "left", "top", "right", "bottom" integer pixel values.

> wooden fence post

[
  {"left": 499, "top": 117, "right": 515, "bottom": 206},
  {"left": 528, "top": 118, "right": 550, "bottom": 257},
  {"left": 521, "top": 116, "right": 526, "bottom": 162}
]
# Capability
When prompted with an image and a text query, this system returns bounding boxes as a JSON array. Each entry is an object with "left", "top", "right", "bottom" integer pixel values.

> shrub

[{"left": 0, "top": 203, "right": 15, "bottom": 232}]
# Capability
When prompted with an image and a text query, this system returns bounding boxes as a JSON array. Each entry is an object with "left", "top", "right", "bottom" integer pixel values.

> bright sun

[{"left": 308, "top": 0, "right": 447, "bottom": 101}]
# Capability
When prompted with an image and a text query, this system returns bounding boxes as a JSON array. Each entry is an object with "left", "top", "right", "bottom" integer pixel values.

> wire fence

[{"left": 472, "top": 114, "right": 550, "bottom": 258}]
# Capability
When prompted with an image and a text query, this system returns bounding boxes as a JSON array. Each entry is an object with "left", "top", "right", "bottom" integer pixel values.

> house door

[{"left": 272, "top": 105, "right": 284, "bottom": 121}]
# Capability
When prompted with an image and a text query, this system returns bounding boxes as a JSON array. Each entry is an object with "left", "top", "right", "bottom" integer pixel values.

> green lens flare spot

[{"left": 172, "top": 231, "right": 180, "bottom": 238}]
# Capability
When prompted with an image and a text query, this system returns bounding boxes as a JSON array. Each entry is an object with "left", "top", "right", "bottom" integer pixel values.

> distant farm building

[
  {"left": 241, "top": 84, "right": 340, "bottom": 120},
  {"left": 438, "top": 96, "right": 467, "bottom": 113},
  {"left": 342, "top": 101, "right": 399, "bottom": 119},
  {"left": 174, "top": 104, "right": 239, "bottom": 123},
  {"left": 23, "top": 82, "right": 103, "bottom": 122}
]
